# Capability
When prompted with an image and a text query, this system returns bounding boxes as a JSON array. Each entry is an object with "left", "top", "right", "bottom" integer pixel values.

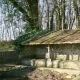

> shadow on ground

[{"left": 0, "top": 64, "right": 36, "bottom": 80}]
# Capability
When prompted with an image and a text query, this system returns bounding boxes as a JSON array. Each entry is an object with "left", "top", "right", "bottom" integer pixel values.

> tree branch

[{"left": 8, "top": 0, "right": 35, "bottom": 26}]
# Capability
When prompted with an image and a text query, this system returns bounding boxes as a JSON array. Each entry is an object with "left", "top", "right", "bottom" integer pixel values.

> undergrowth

[{"left": 12, "top": 29, "right": 50, "bottom": 53}]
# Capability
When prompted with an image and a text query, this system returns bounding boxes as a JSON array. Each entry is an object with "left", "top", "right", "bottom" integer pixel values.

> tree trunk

[{"left": 9, "top": 0, "right": 39, "bottom": 29}]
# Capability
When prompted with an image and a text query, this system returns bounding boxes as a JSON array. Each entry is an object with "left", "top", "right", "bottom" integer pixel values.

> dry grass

[{"left": 0, "top": 41, "right": 14, "bottom": 50}]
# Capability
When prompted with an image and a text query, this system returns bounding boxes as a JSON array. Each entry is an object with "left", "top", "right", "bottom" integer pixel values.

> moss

[{"left": 71, "top": 74, "right": 77, "bottom": 78}]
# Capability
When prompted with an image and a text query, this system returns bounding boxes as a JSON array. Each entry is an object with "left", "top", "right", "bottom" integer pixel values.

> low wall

[
  {"left": 0, "top": 50, "right": 19, "bottom": 64},
  {"left": 22, "top": 59, "right": 80, "bottom": 70}
]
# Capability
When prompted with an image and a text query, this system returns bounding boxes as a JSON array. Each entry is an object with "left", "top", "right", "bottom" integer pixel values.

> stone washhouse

[{"left": 21, "top": 29, "right": 80, "bottom": 70}]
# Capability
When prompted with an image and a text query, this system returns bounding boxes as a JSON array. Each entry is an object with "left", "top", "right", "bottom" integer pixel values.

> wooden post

[
  {"left": 45, "top": 45, "right": 52, "bottom": 67},
  {"left": 45, "top": 45, "right": 51, "bottom": 59},
  {"left": 48, "top": 44, "right": 50, "bottom": 59}
]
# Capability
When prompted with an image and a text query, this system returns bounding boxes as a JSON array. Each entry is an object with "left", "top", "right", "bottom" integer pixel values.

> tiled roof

[{"left": 22, "top": 29, "right": 80, "bottom": 45}]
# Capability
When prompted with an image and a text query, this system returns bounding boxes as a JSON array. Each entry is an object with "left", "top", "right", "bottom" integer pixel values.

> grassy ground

[{"left": 0, "top": 41, "right": 14, "bottom": 50}]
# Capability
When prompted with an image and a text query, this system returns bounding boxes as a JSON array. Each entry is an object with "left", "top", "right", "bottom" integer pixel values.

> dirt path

[{"left": 0, "top": 65, "right": 72, "bottom": 80}]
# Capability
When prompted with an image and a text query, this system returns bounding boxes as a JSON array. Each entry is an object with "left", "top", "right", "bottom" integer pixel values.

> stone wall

[
  {"left": 51, "top": 44, "right": 80, "bottom": 60},
  {"left": 0, "top": 50, "right": 19, "bottom": 63},
  {"left": 21, "top": 44, "right": 80, "bottom": 60},
  {"left": 21, "top": 45, "right": 37, "bottom": 59},
  {"left": 21, "top": 45, "right": 47, "bottom": 59}
]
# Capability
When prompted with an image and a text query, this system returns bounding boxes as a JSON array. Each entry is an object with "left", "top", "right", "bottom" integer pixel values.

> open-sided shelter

[{"left": 21, "top": 29, "right": 80, "bottom": 61}]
